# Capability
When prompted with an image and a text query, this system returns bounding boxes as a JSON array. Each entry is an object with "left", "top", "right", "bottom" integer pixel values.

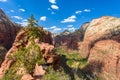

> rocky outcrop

[
  {"left": 0, "top": 27, "right": 60, "bottom": 80},
  {"left": 81, "top": 16, "right": 120, "bottom": 58},
  {"left": 0, "top": 9, "right": 21, "bottom": 50},
  {"left": 79, "top": 16, "right": 120, "bottom": 80},
  {"left": 87, "top": 40, "right": 120, "bottom": 80}
]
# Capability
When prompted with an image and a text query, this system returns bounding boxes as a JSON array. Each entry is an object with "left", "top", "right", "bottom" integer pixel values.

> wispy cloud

[
  {"left": 50, "top": 26, "right": 57, "bottom": 29},
  {"left": 61, "top": 15, "right": 76, "bottom": 23},
  {"left": 48, "top": 8, "right": 55, "bottom": 14},
  {"left": 16, "top": 19, "right": 28, "bottom": 26},
  {"left": 51, "top": 5, "right": 59, "bottom": 10},
  {"left": 10, "top": 10, "right": 14, "bottom": 12},
  {"left": 12, "top": 16, "right": 23, "bottom": 20},
  {"left": 40, "top": 16, "right": 46, "bottom": 21},
  {"left": 75, "top": 9, "right": 91, "bottom": 14},
  {"left": 75, "top": 10, "right": 82, "bottom": 14},
  {"left": 50, "top": 26, "right": 62, "bottom": 33},
  {"left": 19, "top": 8, "right": 25, "bottom": 12},
  {"left": 49, "top": 0, "right": 56, "bottom": 4},
  {"left": 68, "top": 27, "right": 76, "bottom": 32},
  {"left": 43, "top": 27, "right": 49, "bottom": 30},
  {"left": 21, "top": 19, "right": 28, "bottom": 26},
  {"left": 84, "top": 9, "right": 91, "bottom": 12},
  {"left": 44, "top": 26, "right": 62, "bottom": 33},
  {"left": 0, "top": 0, "right": 7, "bottom": 2},
  {"left": 67, "top": 25, "right": 76, "bottom": 31}
]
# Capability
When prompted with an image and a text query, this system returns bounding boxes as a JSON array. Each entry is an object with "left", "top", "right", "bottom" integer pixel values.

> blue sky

[{"left": 0, "top": 0, "right": 120, "bottom": 33}]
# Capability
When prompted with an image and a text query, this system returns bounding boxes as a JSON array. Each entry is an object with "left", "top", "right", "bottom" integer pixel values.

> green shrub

[{"left": 43, "top": 66, "right": 70, "bottom": 80}]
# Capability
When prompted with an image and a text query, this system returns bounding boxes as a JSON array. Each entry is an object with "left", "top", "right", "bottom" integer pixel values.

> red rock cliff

[{"left": 0, "top": 9, "right": 21, "bottom": 50}]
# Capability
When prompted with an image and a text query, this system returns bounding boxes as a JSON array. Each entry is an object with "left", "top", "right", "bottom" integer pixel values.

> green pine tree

[
  {"left": 26, "top": 15, "right": 42, "bottom": 40},
  {"left": 27, "top": 14, "right": 38, "bottom": 28}
]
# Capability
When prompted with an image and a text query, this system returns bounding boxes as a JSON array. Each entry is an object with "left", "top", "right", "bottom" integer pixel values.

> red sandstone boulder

[
  {"left": 87, "top": 40, "right": 120, "bottom": 80},
  {"left": 81, "top": 16, "right": 120, "bottom": 58}
]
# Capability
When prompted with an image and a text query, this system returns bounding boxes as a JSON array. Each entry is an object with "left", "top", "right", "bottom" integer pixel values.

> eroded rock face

[
  {"left": 0, "top": 9, "right": 21, "bottom": 50},
  {"left": 87, "top": 40, "right": 120, "bottom": 80},
  {"left": 81, "top": 16, "right": 120, "bottom": 58}
]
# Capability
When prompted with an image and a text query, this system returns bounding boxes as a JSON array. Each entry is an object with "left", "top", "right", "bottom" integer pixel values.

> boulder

[
  {"left": 81, "top": 16, "right": 120, "bottom": 58},
  {"left": 87, "top": 40, "right": 120, "bottom": 80}
]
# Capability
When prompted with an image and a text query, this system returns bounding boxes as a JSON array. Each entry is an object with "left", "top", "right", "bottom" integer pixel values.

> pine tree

[
  {"left": 26, "top": 15, "right": 42, "bottom": 40},
  {"left": 27, "top": 14, "right": 38, "bottom": 28}
]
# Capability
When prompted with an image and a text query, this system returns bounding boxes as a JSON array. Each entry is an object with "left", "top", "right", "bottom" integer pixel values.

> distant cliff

[
  {"left": 0, "top": 9, "right": 21, "bottom": 50},
  {"left": 54, "top": 22, "right": 88, "bottom": 50}
]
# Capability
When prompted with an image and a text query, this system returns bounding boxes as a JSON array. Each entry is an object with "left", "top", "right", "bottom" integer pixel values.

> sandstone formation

[
  {"left": 82, "top": 16, "right": 120, "bottom": 58},
  {"left": 87, "top": 40, "right": 120, "bottom": 80},
  {"left": 0, "top": 27, "right": 60, "bottom": 80},
  {"left": 81, "top": 16, "right": 120, "bottom": 80},
  {"left": 0, "top": 9, "right": 21, "bottom": 50}
]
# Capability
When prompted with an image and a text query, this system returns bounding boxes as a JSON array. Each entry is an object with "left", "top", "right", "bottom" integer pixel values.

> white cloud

[
  {"left": 84, "top": 9, "right": 91, "bottom": 12},
  {"left": 48, "top": 8, "right": 55, "bottom": 14},
  {"left": 49, "top": 26, "right": 62, "bottom": 33},
  {"left": 40, "top": 16, "right": 46, "bottom": 21},
  {"left": 12, "top": 16, "right": 23, "bottom": 20},
  {"left": 61, "top": 15, "right": 76, "bottom": 23},
  {"left": 0, "top": 0, "right": 7, "bottom": 2},
  {"left": 21, "top": 20, "right": 28, "bottom": 26},
  {"left": 50, "top": 26, "right": 57, "bottom": 29},
  {"left": 51, "top": 5, "right": 59, "bottom": 10},
  {"left": 43, "top": 27, "right": 49, "bottom": 30},
  {"left": 68, "top": 27, "right": 76, "bottom": 32},
  {"left": 75, "top": 10, "right": 82, "bottom": 14},
  {"left": 19, "top": 8, "right": 25, "bottom": 12},
  {"left": 22, "top": 19, "right": 27, "bottom": 22},
  {"left": 16, "top": 19, "right": 28, "bottom": 26},
  {"left": 65, "top": 25, "right": 76, "bottom": 32},
  {"left": 49, "top": 0, "right": 56, "bottom": 4},
  {"left": 10, "top": 10, "right": 14, "bottom": 12}
]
